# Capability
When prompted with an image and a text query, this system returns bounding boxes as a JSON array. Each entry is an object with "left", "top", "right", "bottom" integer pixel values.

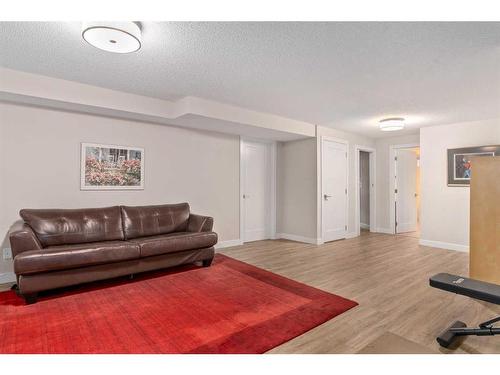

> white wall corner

[
  {"left": 215, "top": 239, "right": 244, "bottom": 250},
  {"left": 277, "top": 233, "right": 322, "bottom": 245},
  {"left": 0, "top": 272, "right": 16, "bottom": 284},
  {"left": 419, "top": 239, "right": 469, "bottom": 253}
]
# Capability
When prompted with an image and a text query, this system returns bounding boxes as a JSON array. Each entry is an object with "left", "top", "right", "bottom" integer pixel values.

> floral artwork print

[{"left": 81, "top": 143, "right": 144, "bottom": 190}]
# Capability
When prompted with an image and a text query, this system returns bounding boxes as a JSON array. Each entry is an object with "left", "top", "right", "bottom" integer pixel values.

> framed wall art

[
  {"left": 447, "top": 145, "right": 499, "bottom": 186},
  {"left": 81, "top": 143, "right": 144, "bottom": 190}
]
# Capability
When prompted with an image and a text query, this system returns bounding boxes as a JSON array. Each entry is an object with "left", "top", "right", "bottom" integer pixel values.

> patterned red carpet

[{"left": 0, "top": 254, "right": 357, "bottom": 353}]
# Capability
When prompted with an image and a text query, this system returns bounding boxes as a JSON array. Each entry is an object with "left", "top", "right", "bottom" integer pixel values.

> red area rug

[{"left": 0, "top": 254, "right": 357, "bottom": 353}]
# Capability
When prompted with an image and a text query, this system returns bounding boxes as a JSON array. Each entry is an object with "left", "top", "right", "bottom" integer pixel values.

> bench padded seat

[{"left": 430, "top": 273, "right": 500, "bottom": 305}]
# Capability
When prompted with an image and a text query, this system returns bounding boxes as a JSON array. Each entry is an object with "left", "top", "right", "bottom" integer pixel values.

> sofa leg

[
  {"left": 129, "top": 274, "right": 134, "bottom": 280},
  {"left": 202, "top": 258, "right": 213, "bottom": 267},
  {"left": 23, "top": 293, "right": 38, "bottom": 305}
]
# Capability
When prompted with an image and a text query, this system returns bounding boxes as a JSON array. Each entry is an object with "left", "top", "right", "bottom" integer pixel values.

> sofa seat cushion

[
  {"left": 130, "top": 232, "right": 218, "bottom": 258},
  {"left": 14, "top": 241, "right": 140, "bottom": 275}
]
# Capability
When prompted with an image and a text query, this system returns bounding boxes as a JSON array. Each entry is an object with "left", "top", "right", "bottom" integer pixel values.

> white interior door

[
  {"left": 359, "top": 151, "right": 370, "bottom": 229},
  {"left": 395, "top": 149, "right": 418, "bottom": 233},
  {"left": 242, "top": 140, "right": 270, "bottom": 242},
  {"left": 322, "top": 140, "right": 348, "bottom": 242}
]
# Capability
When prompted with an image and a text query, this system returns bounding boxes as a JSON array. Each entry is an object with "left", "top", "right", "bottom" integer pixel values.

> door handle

[{"left": 324, "top": 194, "right": 332, "bottom": 200}]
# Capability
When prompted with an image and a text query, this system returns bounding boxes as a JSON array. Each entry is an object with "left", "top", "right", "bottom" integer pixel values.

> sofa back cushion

[
  {"left": 121, "top": 203, "right": 190, "bottom": 239},
  {"left": 20, "top": 206, "right": 124, "bottom": 247}
]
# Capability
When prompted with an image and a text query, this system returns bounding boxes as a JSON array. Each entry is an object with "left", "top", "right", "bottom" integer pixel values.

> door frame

[
  {"left": 239, "top": 137, "right": 277, "bottom": 242},
  {"left": 354, "top": 145, "right": 376, "bottom": 237},
  {"left": 389, "top": 143, "right": 420, "bottom": 235},
  {"left": 320, "top": 136, "right": 349, "bottom": 243}
]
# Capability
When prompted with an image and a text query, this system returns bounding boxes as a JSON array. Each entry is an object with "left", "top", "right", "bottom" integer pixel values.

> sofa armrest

[
  {"left": 187, "top": 214, "right": 214, "bottom": 233},
  {"left": 9, "top": 223, "right": 42, "bottom": 258}
]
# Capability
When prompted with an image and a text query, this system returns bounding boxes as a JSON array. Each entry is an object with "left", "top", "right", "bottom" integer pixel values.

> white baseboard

[
  {"left": 345, "top": 232, "right": 358, "bottom": 239},
  {"left": 360, "top": 223, "right": 370, "bottom": 230},
  {"left": 215, "top": 239, "right": 244, "bottom": 249},
  {"left": 419, "top": 239, "right": 469, "bottom": 252},
  {"left": 375, "top": 227, "right": 393, "bottom": 234},
  {"left": 0, "top": 272, "right": 16, "bottom": 284},
  {"left": 276, "top": 233, "right": 322, "bottom": 245}
]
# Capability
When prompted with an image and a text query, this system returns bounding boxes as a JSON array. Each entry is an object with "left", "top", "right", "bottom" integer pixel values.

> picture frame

[
  {"left": 80, "top": 143, "right": 145, "bottom": 190},
  {"left": 447, "top": 145, "right": 499, "bottom": 186}
]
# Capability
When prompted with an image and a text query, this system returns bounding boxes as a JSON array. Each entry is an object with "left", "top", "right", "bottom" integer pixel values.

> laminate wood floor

[
  {"left": 1, "top": 231, "right": 498, "bottom": 354},
  {"left": 219, "top": 231, "right": 500, "bottom": 354}
]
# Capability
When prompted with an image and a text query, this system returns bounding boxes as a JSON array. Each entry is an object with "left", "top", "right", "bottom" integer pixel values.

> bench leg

[
  {"left": 437, "top": 317, "right": 500, "bottom": 348},
  {"left": 437, "top": 321, "right": 467, "bottom": 348},
  {"left": 202, "top": 258, "right": 213, "bottom": 267}
]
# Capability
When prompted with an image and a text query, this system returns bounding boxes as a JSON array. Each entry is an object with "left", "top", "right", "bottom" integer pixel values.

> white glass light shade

[
  {"left": 82, "top": 22, "right": 141, "bottom": 53},
  {"left": 379, "top": 117, "right": 405, "bottom": 131}
]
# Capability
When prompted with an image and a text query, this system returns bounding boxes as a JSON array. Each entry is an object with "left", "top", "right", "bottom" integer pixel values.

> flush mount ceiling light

[
  {"left": 379, "top": 117, "right": 405, "bottom": 131},
  {"left": 82, "top": 22, "right": 141, "bottom": 53}
]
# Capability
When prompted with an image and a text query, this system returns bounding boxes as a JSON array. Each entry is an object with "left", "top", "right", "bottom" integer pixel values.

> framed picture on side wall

[
  {"left": 81, "top": 143, "right": 145, "bottom": 190},
  {"left": 447, "top": 145, "right": 499, "bottom": 186}
]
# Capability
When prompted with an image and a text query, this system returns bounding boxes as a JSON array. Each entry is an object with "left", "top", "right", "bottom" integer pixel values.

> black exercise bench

[{"left": 429, "top": 273, "right": 500, "bottom": 348}]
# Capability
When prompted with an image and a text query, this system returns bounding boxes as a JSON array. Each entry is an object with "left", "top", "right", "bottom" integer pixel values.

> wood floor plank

[{"left": 220, "top": 232, "right": 500, "bottom": 354}]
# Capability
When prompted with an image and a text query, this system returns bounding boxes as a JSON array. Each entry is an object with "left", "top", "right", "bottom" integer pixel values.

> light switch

[{"left": 2, "top": 248, "right": 12, "bottom": 260}]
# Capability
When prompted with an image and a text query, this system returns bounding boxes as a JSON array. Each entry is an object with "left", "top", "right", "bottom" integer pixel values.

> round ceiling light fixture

[
  {"left": 82, "top": 22, "right": 141, "bottom": 54},
  {"left": 379, "top": 117, "right": 405, "bottom": 131}
]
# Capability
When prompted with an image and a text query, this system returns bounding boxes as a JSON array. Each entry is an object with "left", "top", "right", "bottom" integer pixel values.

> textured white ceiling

[{"left": 1, "top": 22, "right": 499, "bottom": 138}]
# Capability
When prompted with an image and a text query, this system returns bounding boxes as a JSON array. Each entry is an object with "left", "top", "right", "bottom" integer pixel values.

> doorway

[
  {"left": 321, "top": 137, "right": 348, "bottom": 242},
  {"left": 391, "top": 145, "right": 420, "bottom": 237},
  {"left": 240, "top": 139, "right": 276, "bottom": 242},
  {"left": 355, "top": 146, "right": 376, "bottom": 236}
]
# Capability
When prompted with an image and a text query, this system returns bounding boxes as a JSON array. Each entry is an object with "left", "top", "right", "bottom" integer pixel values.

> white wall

[
  {"left": 420, "top": 119, "right": 500, "bottom": 251},
  {"left": 316, "top": 126, "right": 375, "bottom": 238},
  {"left": 374, "top": 134, "right": 420, "bottom": 233},
  {"left": 0, "top": 102, "right": 240, "bottom": 276},
  {"left": 276, "top": 138, "right": 318, "bottom": 241}
]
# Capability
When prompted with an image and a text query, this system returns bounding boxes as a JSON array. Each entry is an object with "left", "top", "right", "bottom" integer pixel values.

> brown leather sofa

[{"left": 9, "top": 203, "right": 217, "bottom": 303}]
